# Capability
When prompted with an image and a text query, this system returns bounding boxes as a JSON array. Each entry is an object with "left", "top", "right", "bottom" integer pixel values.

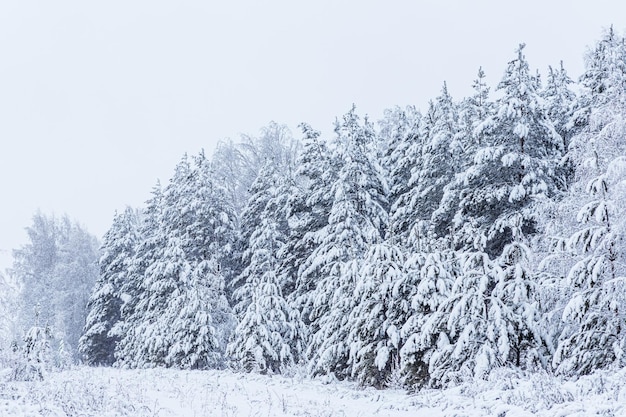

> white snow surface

[{"left": 1, "top": 366, "right": 625, "bottom": 416}]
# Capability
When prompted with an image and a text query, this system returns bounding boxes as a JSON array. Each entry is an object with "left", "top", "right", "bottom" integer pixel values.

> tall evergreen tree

[
  {"left": 287, "top": 124, "right": 336, "bottom": 323},
  {"left": 233, "top": 163, "right": 291, "bottom": 306},
  {"left": 552, "top": 52, "right": 626, "bottom": 374},
  {"left": 543, "top": 62, "right": 575, "bottom": 149},
  {"left": 579, "top": 27, "right": 626, "bottom": 108},
  {"left": 305, "top": 107, "right": 388, "bottom": 379},
  {"left": 381, "top": 106, "right": 426, "bottom": 246},
  {"left": 439, "top": 44, "right": 564, "bottom": 257},
  {"left": 434, "top": 68, "right": 495, "bottom": 241},
  {"left": 403, "top": 84, "right": 461, "bottom": 246},
  {"left": 425, "top": 251, "right": 497, "bottom": 385},
  {"left": 117, "top": 153, "right": 236, "bottom": 369},
  {"left": 79, "top": 207, "right": 139, "bottom": 365},
  {"left": 114, "top": 181, "right": 163, "bottom": 367},
  {"left": 400, "top": 250, "right": 458, "bottom": 388},
  {"left": 228, "top": 216, "right": 307, "bottom": 374},
  {"left": 423, "top": 244, "right": 543, "bottom": 386},
  {"left": 348, "top": 241, "right": 405, "bottom": 387}
]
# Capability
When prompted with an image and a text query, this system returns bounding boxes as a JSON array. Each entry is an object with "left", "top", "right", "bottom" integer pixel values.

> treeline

[{"left": 78, "top": 29, "right": 626, "bottom": 389}]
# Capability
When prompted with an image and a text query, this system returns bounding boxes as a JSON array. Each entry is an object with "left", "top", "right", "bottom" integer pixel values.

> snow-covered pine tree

[
  {"left": 348, "top": 241, "right": 405, "bottom": 387},
  {"left": 554, "top": 161, "right": 626, "bottom": 375},
  {"left": 579, "top": 27, "right": 626, "bottom": 109},
  {"left": 541, "top": 61, "right": 578, "bottom": 193},
  {"left": 79, "top": 207, "right": 139, "bottom": 366},
  {"left": 401, "top": 84, "right": 461, "bottom": 247},
  {"left": 233, "top": 163, "right": 291, "bottom": 308},
  {"left": 491, "top": 243, "right": 544, "bottom": 370},
  {"left": 552, "top": 47, "right": 626, "bottom": 374},
  {"left": 229, "top": 162, "right": 307, "bottom": 373},
  {"left": 565, "top": 27, "right": 626, "bottom": 157},
  {"left": 162, "top": 152, "right": 236, "bottom": 369},
  {"left": 380, "top": 106, "right": 426, "bottom": 247},
  {"left": 433, "top": 68, "right": 495, "bottom": 242},
  {"left": 543, "top": 62, "right": 576, "bottom": 151},
  {"left": 441, "top": 44, "right": 564, "bottom": 257},
  {"left": 400, "top": 250, "right": 458, "bottom": 388},
  {"left": 228, "top": 216, "right": 307, "bottom": 374},
  {"left": 424, "top": 251, "right": 497, "bottom": 386},
  {"left": 115, "top": 181, "right": 164, "bottom": 368},
  {"left": 305, "top": 107, "right": 388, "bottom": 379},
  {"left": 413, "top": 243, "right": 543, "bottom": 387},
  {"left": 286, "top": 124, "right": 336, "bottom": 323},
  {"left": 117, "top": 153, "right": 236, "bottom": 369}
]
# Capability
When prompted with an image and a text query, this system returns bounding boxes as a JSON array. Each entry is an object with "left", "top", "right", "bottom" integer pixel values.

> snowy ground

[{"left": 1, "top": 366, "right": 625, "bottom": 416}]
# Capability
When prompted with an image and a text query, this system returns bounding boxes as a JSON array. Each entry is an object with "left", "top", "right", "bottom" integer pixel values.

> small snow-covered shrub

[{"left": 11, "top": 324, "right": 53, "bottom": 381}]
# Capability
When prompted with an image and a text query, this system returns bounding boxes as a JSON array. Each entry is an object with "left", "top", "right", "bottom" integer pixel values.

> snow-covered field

[{"left": 1, "top": 366, "right": 625, "bottom": 417}]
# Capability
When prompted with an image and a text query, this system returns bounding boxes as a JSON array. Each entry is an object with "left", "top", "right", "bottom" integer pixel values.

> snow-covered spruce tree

[
  {"left": 163, "top": 152, "right": 236, "bottom": 369},
  {"left": 15, "top": 318, "right": 53, "bottom": 381},
  {"left": 228, "top": 126, "right": 299, "bottom": 299},
  {"left": 542, "top": 62, "right": 576, "bottom": 152},
  {"left": 400, "top": 249, "right": 458, "bottom": 389},
  {"left": 400, "top": 84, "right": 462, "bottom": 246},
  {"left": 79, "top": 207, "right": 139, "bottom": 366},
  {"left": 114, "top": 181, "right": 164, "bottom": 367},
  {"left": 119, "top": 158, "right": 193, "bottom": 368},
  {"left": 439, "top": 44, "right": 564, "bottom": 258},
  {"left": 433, "top": 68, "right": 495, "bottom": 242},
  {"left": 422, "top": 251, "right": 497, "bottom": 385},
  {"left": 118, "top": 153, "right": 236, "bottom": 369},
  {"left": 348, "top": 241, "right": 405, "bottom": 387},
  {"left": 278, "top": 124, "right": 330, "bottom": 293},
  {"left": 579, "top": 27, "right": 626, "bottom": 111},
  {"left": 490, "top": 243, "right": 544, "bottom": 369},
  {"left": 379, "top": 106, "right": 426, "bottom": 246},
  {"left": 164, "top": 256, "right": 234, "bottom": 369},
  {"left": 552, "top": 56, "right": 626, "bottom": 375},
  {"left": 409, "top": 243, "right": 543, "bottom": 387},
  {"left": 233, "top": 163, "right": 291, "bottom": 308},
  {"left": 287, "top": 124, "right": 336, "bottom": 323},
  {"left": 304, "top": 107, "right": 388, "bottom": 379},
  {"left": 228, "top": 216, "right": 307, "bottom": 374},
  {"left": 229, "top": 162, "right": 307, "bottom": 373}
]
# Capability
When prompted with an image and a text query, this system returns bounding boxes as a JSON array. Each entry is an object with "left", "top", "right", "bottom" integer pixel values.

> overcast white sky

[{"left": 1, "top": 0, "right": 625, "bottom": 271}]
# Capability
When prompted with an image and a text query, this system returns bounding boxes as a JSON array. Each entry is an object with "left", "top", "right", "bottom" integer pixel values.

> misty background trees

[{"left": 1, "top": 28, "right": 626, "bottom": 389}]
